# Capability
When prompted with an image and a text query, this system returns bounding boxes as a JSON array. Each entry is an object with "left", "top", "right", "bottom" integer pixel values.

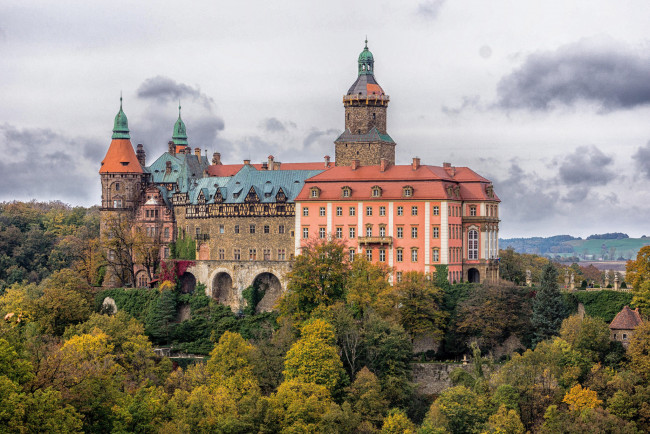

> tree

[
  {"left": 102, "top": 213, "right": 138, "bottom": 287},
  {"left": 380, "top": 409, "right": 416, "bottom": 434},
  {"left": 627, "top": 321, "right": 650, "bottom": 380},
  {"left": 562, "top": 384, "right": 601, "bottom": 411},
  {"left": 145, "top": 283, "right": 177, "bottom": 345},
  {"left": 278, "top": 239, "right": 350, "bottom": 322},
  {"left": 628, "top": 245, "right": 650, "bottom": 315},
  {"left": 421, "top": 385, "right": 489, "bottom": 434},
  {"left": 559, "top": 314, "right": 610, "bottom": 362},
  {"left": 395, "top": 271, "right": 446, "bottom": 340},
  {"left": 346, "top": 257, "right": 392, "bottom": 318},
  {"left": 346, "top": 367, "right": 388, "bottom": 430},
  {"left": 531, "top": 263, "right": 569, "bottom": 344},
  {"left": 485, "top": 405, "right": 525, "bottom": 434},
  {"left": 283, "top": 319, "right": 346, "bottom": 395}
]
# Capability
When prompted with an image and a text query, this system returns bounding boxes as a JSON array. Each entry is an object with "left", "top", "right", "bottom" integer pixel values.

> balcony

[{"left": 358, "top": 236, "right": 393, "bottom": 246}]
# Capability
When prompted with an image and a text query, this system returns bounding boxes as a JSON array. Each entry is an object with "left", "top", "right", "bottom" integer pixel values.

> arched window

[
  {"left": 468, "top": 230, "right": 479, "bottom": 260},
  {"left": 115, "top": 182, "right": 120, "bottom": 191}
]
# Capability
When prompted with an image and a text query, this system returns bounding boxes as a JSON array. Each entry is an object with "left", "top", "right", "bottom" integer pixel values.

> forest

[{"left": 2, "top": 201, "right": 650, "bottom": 433}]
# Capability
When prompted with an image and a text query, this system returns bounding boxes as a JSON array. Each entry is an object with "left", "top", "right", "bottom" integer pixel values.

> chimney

[
  {"left": 443, "top": 162, "right": 456, "bottom": 177},
  {"left": 273, "top": 161, "right": 281, "bottom": 170},
  {"left": 168, "top": 141, "right": 175, "bottom": 154},
  {"left": 324, "top": 155, "right": 330, "bottom": 167},
  {"left": 268, "top": 155, "right": 275, "bottom": 170},
  {"left": 194, "top": 147, "right": 201, "bottom": 157},
  {"left": 184, "top": 147, "right": 191, "bottom": 155},
  {"left": 412, "top": 157, "right": 420, "bottom": 170},
  {"left": 351, "top": 159, "right": 360, "bottom": 170},
  {"left": 261, "top": 162, "right": 268, "bottom": 170},
  {"left": 380, "top": 158, "right": 388, "bottom": 172},
  {"left": 212, "top": 152, "right": 221, "bottom": 165},
  {"left": 244, "top": 159, "right": 251, "bottom": 166},
  {"left": 443, "top": 162, "right": 451, "bottom": 168},
  {"left": 136, "top": 144, "right": 146, "bottom": 167},
  {"left": 165, "top": 160, "right": 172, "bottom": 174}
]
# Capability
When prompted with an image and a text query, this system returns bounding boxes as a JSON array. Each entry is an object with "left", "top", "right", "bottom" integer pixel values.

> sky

[{"left": 2, "top": 0, "right": 650, "bottom": 238}]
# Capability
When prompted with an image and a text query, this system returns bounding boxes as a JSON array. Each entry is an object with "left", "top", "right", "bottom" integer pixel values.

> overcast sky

[{"left": 2, "top": 0, "right": 650, "bottom": 238}]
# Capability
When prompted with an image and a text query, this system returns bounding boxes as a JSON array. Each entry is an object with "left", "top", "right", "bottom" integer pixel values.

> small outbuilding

[{"left": 610, "top": 306, "right": 643, "bottom": 348}]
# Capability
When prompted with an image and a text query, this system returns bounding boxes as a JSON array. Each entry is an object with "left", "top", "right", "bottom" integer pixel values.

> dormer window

[
  {"left": 402, "top": 186, "right": 413, "bottom": 197},
  {"left": 342, "top": 186, "right": 352, "bottom": 198},
  {"left": 371, "top": 185, "right": 382, "bottom": 198},
  {"left": 310, "top": 187, "right": 320, "bottom": 198}
]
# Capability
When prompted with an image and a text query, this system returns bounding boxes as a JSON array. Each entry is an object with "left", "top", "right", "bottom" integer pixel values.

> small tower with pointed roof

[
  {"left": 172, "top": 103, "right": 189, "bottom": 153},
  {"left": 335, "top": 39, "right": 395, "bottom": 167}
]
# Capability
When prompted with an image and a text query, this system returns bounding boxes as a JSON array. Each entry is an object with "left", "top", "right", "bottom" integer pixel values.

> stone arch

[
  {"left": 212, "top": 271, "right": 235, "bottom": 305},
  {"left": 179, "top": 272, "right": 196, "bottom": 294},
  {"left": 252, "top": 272, "right": 282, "bottom": 313},
  {"left": 468, "top": 268, "right": 480, "bottom": 283}
]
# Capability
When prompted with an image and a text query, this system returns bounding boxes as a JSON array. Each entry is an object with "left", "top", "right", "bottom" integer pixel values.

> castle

[{"left": 100, "top": 41, "right": 501, "bottom": 312}]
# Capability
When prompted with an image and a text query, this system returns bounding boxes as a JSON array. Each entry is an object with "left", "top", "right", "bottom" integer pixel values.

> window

[
  {"left": 195, "top": 227, "right": 201, "bottom": 238},
  {"left": 302, "top": 227, "right": 309, "bottom": 239},
  {"left": 311, "top": 188, "right": 319, "bottom": 198},
  {"left": 336, "top": 206, "right": 342, "bottom": 216},
  {"left": 468, "top": 230, "right": 479, "bottom": 260},
  {"left": 623, "top": 333, "right": 628, "bottom": 340},
  {"left": 396, "top": 248, "right": 403, "bottom": 262},
  {"left": 372, "top": 186, "right": 381, "bottom": 197},
  {"left": 433, "top": 206, "right": 439, "bottom": 216},
  {"left": 432, "top": 249, "right": 439, "bottom": 262},
  {"left": 219, "top": 225, "right": 225, "bottom": 234},
  {"left": 303, "top": 207, "right": 309, "bottom": 217},
  {"left": 115, "top": 182, "right": 120, "bottom": 191},
  {"left": 397, "top": 206, "right": 403, "bottom": 216},
  {"left": 319, "top": 227, "right": 326, "bottom": 238},
  {"left": 342, "top": 187, "right": 351, "bottom": 197},
  {"left": 379, "top": 249, "right": 386, "bottom": 262},
  {"left": 164, "top": 227, "right": 170, "bottom": 239},
  {"left": 411, "top": 206, "right": 418, "bottom": 216},
  {"left": 396, "top": 271, "right": 402, "bottom": 283},
  {"left": 279, "top": 225, "right": 285, "bottom": 234},
  {"left": 349, "top": 227, "right": 356, "bottom": 238},
  {"left": 349, "top": 207, "right": 356, "bottom": 216},
  {"left": 366, "top": 226, "right": 373, "bottom": 237},
  {"left": 250, "top": 224, "right": 256, "bottom": 234},
  {"left": 278, "top": 249, "right": 286, "bottom": 260},
  {"left": 396, "top": 227, "right": 403, "bottom": 238},
  {"left": 403, "top": 186, "right": 413, "bottom": 197},
  {"left": 470, "top": 206, "right": 477, "bottom": 216},
  {"left": 164, "top": 247, "right": 170, "bottom": 258},
  {"left": 379, "top": 206, "right": 386, "bottom": 216},
  {"left": 366, "top": 249, "right": 373, "bottom": 261},
  {"left": 113, "top": 199, "right": 122, "bottom": 208},
  {"left": 249, "top": 249, "right": 257, "bottom": 261},
  {"left": 411, "top": 226, "right": 418, "bottom": 238},
  {"left": 263, "top": 249, "right": 271, "bottom": 260},
  {"left": 366, "top": 206, "right": 373, "bottom": 216},
  {"left": 411, "top": 248, "right": 418, "bottom": 262},
  {"left": 433, "top": 226, "right": 439, "bottom": 238},
  {"left": 379, "top": 226, "right": 386, "bottom": 237},
  {"left": 217, "top": 248, "right": 224, "bottom": 260},
  {"left": 349, "top": 248, "right": 355, "bottom": 261},
  {"left": 320, "top": 207, "right": 326, "bottom": 217},
  {"left": 234, "top": 225, "right": 240, "bottom": 234},
  {"left": 336, "top": 227, "right": 343, "bottom": 238},
  {"left": 234, "top": 248, "right": 241, "bottom": 260}
]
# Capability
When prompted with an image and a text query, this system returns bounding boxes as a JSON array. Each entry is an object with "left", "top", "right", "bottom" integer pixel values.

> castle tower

[
  {"left": 172, "top": 104, "right": 189, "bottom": 153},
  {"left": 335, "top": 40, "right": 395, "bottom": 166}
]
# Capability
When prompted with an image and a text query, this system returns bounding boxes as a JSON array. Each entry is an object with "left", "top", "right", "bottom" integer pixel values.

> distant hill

[{"left": 500, "top": 234, "right": 650, "bottom": 260}]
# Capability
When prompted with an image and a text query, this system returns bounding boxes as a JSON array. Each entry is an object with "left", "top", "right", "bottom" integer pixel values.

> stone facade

[{"left": 335, "top": 140, "right": 396, "bottom": 167}]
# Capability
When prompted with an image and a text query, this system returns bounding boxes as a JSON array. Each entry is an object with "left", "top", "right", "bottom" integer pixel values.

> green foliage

[
  {"left": 170, "top": 235, "right": 196, "bottom": 260},
  {"left": 395, "top": 272, "right": 446, "bottom": 340},
  {"left": 568, "top": 290, "right": 633, "bottom": 322},
  {"left": 242, "top": 284, "right": 262, "bottom": 316},
  {"left": 422, "top": 385, "right": 489, "bottom": 434},
  {"left": 95, "top": 288, "right": 160, "bottom": 322},
  {"left": 532, "top": 263, "right": 570, "bottom": 344}
]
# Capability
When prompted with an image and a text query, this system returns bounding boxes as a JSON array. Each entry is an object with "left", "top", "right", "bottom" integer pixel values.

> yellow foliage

[
  {"left": 159, "top": 280, "right": 176, "bottom": 291},
  {"left": 562, "top": 384, "right": 602, "bottom": 412}
]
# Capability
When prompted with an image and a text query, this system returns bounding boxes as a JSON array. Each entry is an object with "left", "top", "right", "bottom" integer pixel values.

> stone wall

[
  {"left": 412, "top": 363, "right": 500, "bottom": 395},
  {"left": 335, "top": 141, "right": 396, "bottom": 166},
  {"left": 344, "top": 104, "right": 387, "bottom": 135}
]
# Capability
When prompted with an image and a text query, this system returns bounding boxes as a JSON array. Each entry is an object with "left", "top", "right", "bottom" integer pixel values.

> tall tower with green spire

[
  {"left": 335, "top": 39, "right": 395, "bottom": 166},
  {"left": 112, "top": 96, "right": 130, "bottom": 139},
  {"left": 172, "top": 103, "right": 188, "bottom": 152}
]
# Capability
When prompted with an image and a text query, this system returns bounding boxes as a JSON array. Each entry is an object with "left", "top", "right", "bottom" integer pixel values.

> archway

[
  {"left": 213, "top": 272, "right": 234, "bottom": 305},
  {"left": 468, "top": 268, "right": 480, "bottom": 283},
  {"left": 252, "top": 272, "right": 282, "bottom": 313},
  {"left": 179, "top": 272, "right": 196, "bottom": 294}
]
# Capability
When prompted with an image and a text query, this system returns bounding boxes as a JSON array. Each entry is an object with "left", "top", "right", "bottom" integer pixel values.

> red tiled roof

[
  {"left": 206, "top": 162, "right": 332, "bottom": 177},
  {"left": 99, "top": 139, "right": 143, "bottom": 174},
  {"left": 296, "top": 180, "right": 453, "bottom": 201},
  {"left": 610, "top": 306, "right": 643, "bottom": 330}
]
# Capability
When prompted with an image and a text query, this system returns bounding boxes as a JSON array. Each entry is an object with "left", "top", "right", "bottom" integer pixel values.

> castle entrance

[
  {"left": 213, "top": 272, "right": 234, "bottom": 305},
  {"left": 468, "top": 268, "right": 480, "bottom": 283},
  {"left": 252, "top": 272, "right": 282, "bottom": 313},
  {"left": 179, "top": 272, "right": 196, "bottom": 293}
]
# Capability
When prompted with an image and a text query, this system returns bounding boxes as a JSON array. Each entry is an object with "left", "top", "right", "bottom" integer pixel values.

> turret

[{"left": 172, "top": 104, "right": 188, "bottom": 153}]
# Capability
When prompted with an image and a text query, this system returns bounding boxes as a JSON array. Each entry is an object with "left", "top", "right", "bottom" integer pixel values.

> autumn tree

[
  {"left": 394, "top": 271, "right": 446, "bottom": 340},
  {"left": 628, "top": 245, "right": 650, "bottom": 314},
  {"left": 346, "top": 257, "right": 392, "bottom": 318},
  {"left": 531, "top": 263, "right": 569, "bottom": 344},
  {"left": 380, "top": 409, "right": 416, "bottom": 434},
  {"left": 346, "top": 367, "right": 388, "bottom": 430},
  {"left": 559, "top": 314, "right": 611, "bottom": 362},
  {"left": 102, "top": 213, "right": 138, "bottom": 287},
  {"left": 421, "top": 385, "right": 489, "bottom": 434}
]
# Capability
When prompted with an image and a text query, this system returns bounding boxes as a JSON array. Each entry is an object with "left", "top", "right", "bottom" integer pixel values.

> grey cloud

[
  {"left": 303, "top": 128, "right": 339, "bottom": 148},
  {"left": 0, "top": 124, "right": 98, "bottom": 202},
  {"left": 633, "top": 141, "right": 650, "bottom": 179},
  {"left": 497, "top": 37, "right": 650, "bottom": 111},
  {"left": 441, "top": 95, "right": 481, "bottom": 115},
  {"left": 417, "top": 0, "right": 446, "bottom": 20},
  {"left": 137, "top": 76, "right": 214, "bottom": 109},
  {"left": 260, "top": 117, "right": 297, "bottom": 133},
  {"left": 558, "top": 145, "right": 615, "bottom": 186}
]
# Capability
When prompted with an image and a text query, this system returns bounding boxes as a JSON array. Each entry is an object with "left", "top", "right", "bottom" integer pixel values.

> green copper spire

[
  {"left": 358, "top": 38, "right": 374, "bottom": 76},
  {"left": 112, "top": 96, "right": 130, "bottom": 139},
  {"left": 172, "top": 102, "right": 188, "bottom": 146}
]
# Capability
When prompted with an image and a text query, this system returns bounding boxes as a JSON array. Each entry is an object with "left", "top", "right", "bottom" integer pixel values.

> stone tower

[{"left": 335, "top": 40, "right": 395, "bottom": 166}]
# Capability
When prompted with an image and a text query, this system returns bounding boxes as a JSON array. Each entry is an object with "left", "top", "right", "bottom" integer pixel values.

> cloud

[
  {"left": 417, "top": 0, "right": 446, "bottom": 20},
  {"left": 303, "top": 128, "right": 339, "bottom": 148},
  {"left": 259, "top": 117, "right": 297, "bottom": 133},
  {"left": 0, "top": 124, "right": 100, "bottom": 203},
  {"left": 441, "top": 95, "right": 481, "bottom": 115},
  {"left": 633, "top": 141, "right": 650, "bottom": 180},
  {"left": 137, "top": 76, "right": 214, "bottom": 109},
  {"left": 496, "top": 37, "right": 650, "bottom": 111},
  {"left": 557, "top": 145, "right": 615, "bottom": 186}
]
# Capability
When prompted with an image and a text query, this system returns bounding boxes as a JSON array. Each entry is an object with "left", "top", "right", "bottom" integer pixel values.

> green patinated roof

[
  {"left": 112, "top": 97, "right": 130, "bottom": 139},
  {"left": 358, "top": 39, "right": 374, "bottom": 76},
  {"left": 172, "top": 104, "right": 188, "bottom": 146},
  {"left": 335, "top": 126, "right": 395, "bottom": 144}
]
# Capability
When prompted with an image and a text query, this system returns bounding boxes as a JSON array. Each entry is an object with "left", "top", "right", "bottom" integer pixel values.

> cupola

[
  {"left": 112, "top": 96, "right": 130, "bottom": 139},
  {"left": 172, "top": 104, "right": 188, "bottom": 147}
]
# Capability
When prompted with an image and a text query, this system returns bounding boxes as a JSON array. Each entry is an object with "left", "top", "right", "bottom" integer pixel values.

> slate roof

[
  {"left": 335, "top": 127, "right": 394, "bottom": 144},
  {"left": 347, "top": 73, "right": 385, "bottom": 96},
  {"left": 147, "top": 152, "right": 210, "bottom": 186},
  {"left": 610, "top": 306, "right": 643, "bottom": 330}
]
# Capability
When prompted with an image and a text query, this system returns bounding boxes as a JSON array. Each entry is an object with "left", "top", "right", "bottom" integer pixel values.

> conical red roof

[{"left": 99, "top": 138, "right": 143, "bottom": 174}]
